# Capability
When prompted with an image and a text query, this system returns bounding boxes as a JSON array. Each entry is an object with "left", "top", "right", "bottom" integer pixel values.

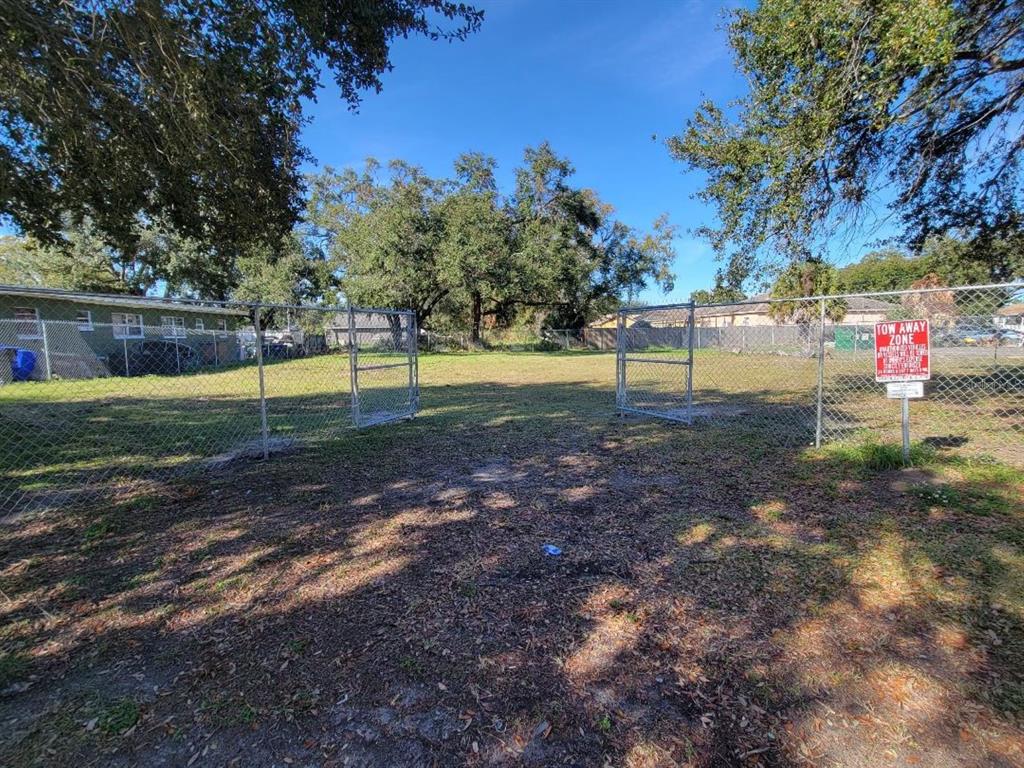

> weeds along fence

[
  {"left": 0, "top": 286, "right": 418, "bottom": 517},
  {"left": 618, "top": 282, "right": 1024, "bottom": 465}
]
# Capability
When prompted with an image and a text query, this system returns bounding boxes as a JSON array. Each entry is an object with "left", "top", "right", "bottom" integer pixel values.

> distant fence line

[
  {"left": 421, "top": 327, "right": 615, "bottom": 351},
  {"left": 421, "top": 324, "right": 897, "bottom": 353}
]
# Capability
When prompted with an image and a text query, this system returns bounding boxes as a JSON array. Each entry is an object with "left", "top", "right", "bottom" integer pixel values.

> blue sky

[
  {"left": 3, "top": 0, "right": 891, "bottom": 301},
  {"left": 301, "top": 0, "right": 750, "bottom": 304}
]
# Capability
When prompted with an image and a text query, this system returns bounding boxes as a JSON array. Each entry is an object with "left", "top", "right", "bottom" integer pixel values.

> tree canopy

[
  {"left": 768, "top": 259, "right": 847, "bottom": 323},
  {"left": 668, "top": 0, "right": 1024, "bottom": 282},
  {"left": 836, "top": 232, "right": 1024, "bottom": 293},
  {"left": 0, "top": 222, "right": 183, "bottom": 294},
  {"left": 0, "top": 0, "right": 482, "bottom": 263},
  {"left": 835, "top": 249, "right": 930, "bottom": 294},
  {"left": 0, "top": 218, "right": 330, "bottom": 304},
  {"left": 306, "top": 144, "right": 677, "bottom": 334},
  {"left": 689, "top": 285, "right": 746, "bottom": 305}
]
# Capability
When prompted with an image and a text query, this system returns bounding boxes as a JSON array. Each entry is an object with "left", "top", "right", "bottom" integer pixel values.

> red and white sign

[{"left": 874, "top": 319, "right": 930, "bottom": 382}]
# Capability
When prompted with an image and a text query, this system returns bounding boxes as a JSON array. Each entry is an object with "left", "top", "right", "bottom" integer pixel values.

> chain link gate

[
  {"left": 616, "top": 302, "right": 695, "bottom": 422},
  {"left": 347, "top": 307, "right": 419, "bottom": 428}
]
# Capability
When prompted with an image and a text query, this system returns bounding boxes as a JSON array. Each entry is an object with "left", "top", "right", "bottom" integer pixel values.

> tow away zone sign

[{"left": 874, "top": 319, "right": 930, "bottom": 383}]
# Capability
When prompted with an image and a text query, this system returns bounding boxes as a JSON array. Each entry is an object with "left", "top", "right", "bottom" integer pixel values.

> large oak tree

[
  {"left": 669, "top": 0, "right": 1024, "bottom": 285},
  {"left": 305, "top": 144, "right": 676, "bottom": 331},
  {"left": 0, "top": 0, "right": 482, "bottom": 292}
]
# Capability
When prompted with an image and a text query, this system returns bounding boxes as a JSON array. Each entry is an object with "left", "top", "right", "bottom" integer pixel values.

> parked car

[
  {"left": 108, "top": 340, "right": 200, "bottom": 376},
  {"left": 936, "top": 325, "right": 998, "bottom": 346},
  {"left": 262, "top": 341, "right": 296, "bottom": 360},
  {"left": 260, "top": 328, "right": 306, "bottom": 358},
  {"left": 996, "top": 327, "right": 1024, "bottom": 345}
]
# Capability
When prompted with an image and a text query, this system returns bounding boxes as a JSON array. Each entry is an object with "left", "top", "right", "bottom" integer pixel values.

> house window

[
  {"left": 194, "top": 319, "right": 205, "bottom": 331},
  {"left": 161, "top": 316, "right": 186, "bottom": 339},
  {"left": 112, "top": 312, "right": 144, "bottom": 339},
  {"left": 13, "top": 307, "right": 41, "bottom": 339},
  {"left": 76, "top": 310, "right": 93, "bottom": 331},
  {"left": 217, "top": 319, "right": 228, "bottom": 332}
]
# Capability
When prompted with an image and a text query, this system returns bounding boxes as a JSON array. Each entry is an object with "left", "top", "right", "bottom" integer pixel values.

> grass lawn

[
  {"left": 1, "top": 352, "right": 1022, "bottom": 766},
  {"left": 0, "top": 350, "right": 412, "bottom": 512},
  {"left": 3, "top": 344, "right": 1019, "bottom": 516}
]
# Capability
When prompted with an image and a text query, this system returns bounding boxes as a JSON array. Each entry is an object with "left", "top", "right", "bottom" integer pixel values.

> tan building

[
  {"left": 994, "top": 303, "right": 1024, "bottom": 328},
  {"left": 588, "top": 312, "right": 620, "bottom": 329},
  {"left": 690, "top": 294, "right": 897, "bottom": 328},
  {"left": 594, "top": 294, "right": 898, "bottom": 329}
]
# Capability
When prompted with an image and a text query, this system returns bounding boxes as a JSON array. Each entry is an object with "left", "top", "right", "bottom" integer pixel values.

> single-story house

[
  {"left": 591, "top": 294, "right": 899, "bottom": 330},
  {"left": 688, "top": 294, "right": 898, "bottom": 328},
  {"left": 325, "top": 310, "right": 408, "bottom": 350},
  {"left": 994, "top": 303, "right": 1024, "bottom": 327},
  {"left": 588, "top": 313, "right": 619, "bottom": 330},
  {"left": 0, "top": 285, "right": 248, "bottom": 380}
]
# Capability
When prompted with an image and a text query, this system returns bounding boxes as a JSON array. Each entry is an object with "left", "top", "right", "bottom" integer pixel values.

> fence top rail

[
  {"left": 0, "top": 283, "right": 411, "bottom": 317},
  {"left": 616, "top": 280, "right": 1024, "bottom": 316},
  {"left": 348, "top": 306, "right": 415, "bottom": 317},
  {"left": 619, "top": 301, "right": 694, "bottom": 315}
]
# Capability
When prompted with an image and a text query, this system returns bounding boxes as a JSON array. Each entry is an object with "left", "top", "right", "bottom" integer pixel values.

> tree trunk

[
  {"left": 387, "top": 314, "right": 404, "bottom": 350},
  {"left": 471, "top": 292, "right": 483, "bottom": 346}
]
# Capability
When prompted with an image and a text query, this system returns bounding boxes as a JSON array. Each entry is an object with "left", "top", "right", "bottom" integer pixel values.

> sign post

[{"left": 874, "top": 319, "right": 931, "bottom": 463}]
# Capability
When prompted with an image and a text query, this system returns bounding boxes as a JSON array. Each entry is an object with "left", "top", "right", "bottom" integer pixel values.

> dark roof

[
  {"left": 637, "top": 293, "right": 899, "bottom": 323},
  {"left": 329, "top": 311, "right": 397, "bottom": 330},
  {"left": 694, "top": 293, "right": 896, "bottom": 318},
  {"left": 0, "top": 285, "right": 248, "bottom": 316}
]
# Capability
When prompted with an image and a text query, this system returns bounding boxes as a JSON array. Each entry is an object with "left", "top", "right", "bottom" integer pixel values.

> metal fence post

[
  {"left": 40, "top": 321, "right": 52, "bottom": 380},
  {"left": 348, "top": 305, "right": 360, "bottom": 427},
  {"left": 615, "top": 312, "right": 625, "bottom": 410},
  {"left": 407, "top": 311, "right": 418, "bottom": 413},
  {"left": 814, "top": 298, "right": 826, "bottom": 448},
  {"left": 687, "top": 302, "right": 696, "bottom": 423},
  {"left": 253, "top": 305, "right": 270, "bottom": 459},
  {"left": 901, "top": 396, "right": 911, "bottom": 464},
  {"left": 412, "top": 313, "right": 420, "bottom": 409}
]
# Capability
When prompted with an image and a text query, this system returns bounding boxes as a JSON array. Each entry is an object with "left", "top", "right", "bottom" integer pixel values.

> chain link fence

[
  {"left": 618, "top": 282, "right": 1024, "bottom": 464},
  {"left": 419, "top": 327, "right": 616, "bottom": 352},
  {"left": 0, "top": 286, "right": 418, "bottom": 517}
]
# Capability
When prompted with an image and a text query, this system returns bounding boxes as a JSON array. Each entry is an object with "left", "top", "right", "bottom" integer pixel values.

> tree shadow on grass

[
  {"left": 545, "top": 433, "right": 1024, "bottom": 765},
  {"left": 4, "top": 354, "right": 1021, "bottom": 517},
  {"left": 0, "top": 377, "right": 1022, "bottom": 766}
]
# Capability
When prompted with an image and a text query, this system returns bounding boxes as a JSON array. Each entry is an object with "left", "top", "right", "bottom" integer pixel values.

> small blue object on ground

[{"left": 542, "top": 544, "right": 562, "bottom": 556}]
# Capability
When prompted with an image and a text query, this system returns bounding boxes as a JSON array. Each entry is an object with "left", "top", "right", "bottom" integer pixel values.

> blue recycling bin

[{"left": 5, "top": 347, "right": 37, "bottom": 381}]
